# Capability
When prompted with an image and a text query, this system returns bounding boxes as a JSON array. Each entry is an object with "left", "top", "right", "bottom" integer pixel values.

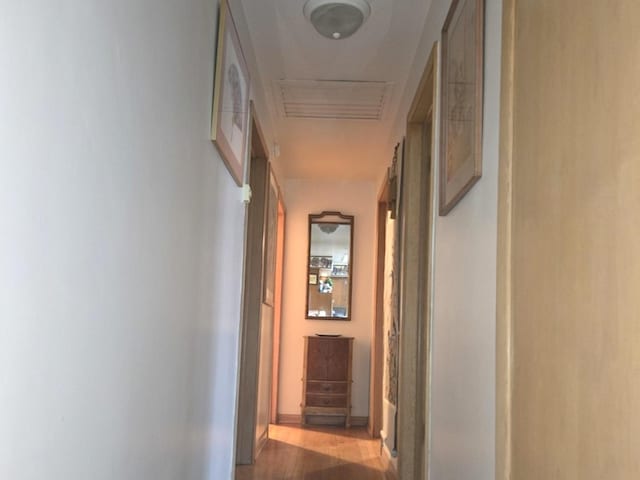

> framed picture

[
  {"left": 211, "top": 0, "right": 250, "bottom": 187},
  {"left": 262, "top": 166, "right": 278, "bottom": 306},
  {"left": 331, "top": 264, "right": 348, "bottom": 277},
  {"left": 310, "top": 256, "right": 333, "bottom": 269},
  {"left": 308, "top": 274, "right": 318, "bottom": 285},
  {"left": 439, "top": 0, "right": 484, "bottom": 215}
]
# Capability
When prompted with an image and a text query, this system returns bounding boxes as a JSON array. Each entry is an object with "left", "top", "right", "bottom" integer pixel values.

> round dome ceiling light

[{"left": 303, "top": 0, "right": 371, "bottom": 40}]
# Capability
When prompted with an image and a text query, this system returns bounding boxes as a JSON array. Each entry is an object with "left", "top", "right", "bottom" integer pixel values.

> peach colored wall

[{"left": 278, "top": 179, "right": 377, "bottom": 418}]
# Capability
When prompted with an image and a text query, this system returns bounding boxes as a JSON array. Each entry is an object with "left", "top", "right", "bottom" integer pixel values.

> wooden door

[{"left": 498, "top": 1, "right": 640, "bottom": 478}]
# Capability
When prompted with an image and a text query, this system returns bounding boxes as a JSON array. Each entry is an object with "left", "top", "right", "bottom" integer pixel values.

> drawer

[
  {"left": 306, "top": 394, "right": 348, "bottom": 408},
  {"left": 306, "top": 382, "right": 348, "bottom": 394}
]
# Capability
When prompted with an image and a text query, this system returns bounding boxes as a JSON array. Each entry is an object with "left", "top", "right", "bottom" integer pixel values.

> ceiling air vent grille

[{"left": 274, "top": 79, "right": 392, "bottom": 120}]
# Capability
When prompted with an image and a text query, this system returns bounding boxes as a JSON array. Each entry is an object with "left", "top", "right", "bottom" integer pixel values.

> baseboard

[
  {"left": 277, "top": 414, "right": 368, "bottom": 427},
  {"left": 277, "top": 414, "right": 301, "bottom": 425},
  {"left": 350, "top": 416, "right": 368, "bottom": 427},
  {"left": 255, "top": 426, "right": 268, "bottom": 458},
  {"left": 381, "top": 443, "right": 398, "bottom": 479}
]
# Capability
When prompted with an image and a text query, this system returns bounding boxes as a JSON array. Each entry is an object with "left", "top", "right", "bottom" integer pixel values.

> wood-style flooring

[{"left": 235, "top": 424, "right": 396, "bottom": 480}]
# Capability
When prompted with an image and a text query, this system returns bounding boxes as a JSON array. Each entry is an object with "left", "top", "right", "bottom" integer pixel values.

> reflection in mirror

[{"left": 306, "top": 212, "right": 354, "bottom": 320}]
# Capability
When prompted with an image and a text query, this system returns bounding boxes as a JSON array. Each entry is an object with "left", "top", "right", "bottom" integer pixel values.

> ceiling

[{"left": 238, "top": 0, "right": 431, "bottom": 182}]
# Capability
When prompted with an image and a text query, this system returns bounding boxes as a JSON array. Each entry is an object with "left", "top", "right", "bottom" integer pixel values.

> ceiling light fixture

[
  {"left": 303, "top": 0, "right": 371, "bottom": 40},
  {"left": 319, "top": 223, "right": 339, "bottom": 234}
]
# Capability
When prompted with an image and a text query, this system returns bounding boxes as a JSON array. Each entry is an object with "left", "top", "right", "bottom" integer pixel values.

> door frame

[
  {"left": 368, "top": 173, "right": 389, "bottom": 438},
  {"left": 270, "top": 197, "right": 286, "bottom": 424},
  {"left": 397, "top": 42, "right": 438, "bottom": 480},
  {"left": 235, "top": 105, "right": 270, "bottom": 465},
  {"left": 496, "top": 1, "right": 515, "bottom": 478}
]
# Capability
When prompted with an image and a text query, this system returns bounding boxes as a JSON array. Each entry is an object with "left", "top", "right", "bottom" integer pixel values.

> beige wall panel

[{"left": 508, "top": 1, "right": 640, "bottom": 478}]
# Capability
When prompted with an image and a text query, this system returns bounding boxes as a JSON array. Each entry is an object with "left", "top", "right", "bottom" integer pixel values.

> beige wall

[
  {"left": 278, "top": 179, "right": 376, "bottom": 418},
  {"left": 500, "top": 1, "right": 640, "bottom": 478}
]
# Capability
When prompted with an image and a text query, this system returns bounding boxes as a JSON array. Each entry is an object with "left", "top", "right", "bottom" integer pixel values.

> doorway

[
  {"left": 369, "top": 175, "right": 389, "bottom": 439},
  {"left": 235, "top": 106, "right": 285, "bottom": 465},
  {"left": 396, "top": 43, "right": 438, "bottom": 480}
]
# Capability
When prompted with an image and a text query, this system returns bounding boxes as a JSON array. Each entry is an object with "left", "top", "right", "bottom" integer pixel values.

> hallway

[
  {"left": 236, "top": 425, "right": 396, "bottom": 480},
  {"left": 3, "top": 0, "right": 640, "bottom": 479}
]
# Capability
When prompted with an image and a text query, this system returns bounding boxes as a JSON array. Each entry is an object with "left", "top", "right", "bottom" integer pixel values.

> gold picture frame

[
  {"left": 211, "top": 0, "right": 250, "bottom": 186},
  {"left": 439, "top": 0, "right": 484, "bottom": 215}
]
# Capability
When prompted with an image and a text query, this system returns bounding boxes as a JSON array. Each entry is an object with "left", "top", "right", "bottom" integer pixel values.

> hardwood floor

[{"left": 235, "top": 424, "right": 397, "bottom": 480}]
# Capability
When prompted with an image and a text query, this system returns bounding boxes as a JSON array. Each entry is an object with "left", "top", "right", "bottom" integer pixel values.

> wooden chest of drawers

[{"left": 301, "top": 336, "right": 353, "bottom": 427}]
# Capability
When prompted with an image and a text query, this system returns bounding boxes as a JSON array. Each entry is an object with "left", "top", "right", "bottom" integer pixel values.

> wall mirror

[{"left": 306, "top": 211, "right": 354, "bottom": 320}]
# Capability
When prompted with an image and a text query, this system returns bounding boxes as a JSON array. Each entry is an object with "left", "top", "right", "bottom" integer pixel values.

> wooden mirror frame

[{"left": 305, "top": 211, "right": 354, "bottom": 321}]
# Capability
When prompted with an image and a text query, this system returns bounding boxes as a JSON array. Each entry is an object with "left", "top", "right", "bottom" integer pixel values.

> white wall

[
  {"left": 0, "top": 1, "right": 248, "bottom": 479},
  {"left": 279, "top": 179, "right": 376, "bottom": 418},
  {"left": 388, "top": 0, "right": 502, "bottom": 478}
]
